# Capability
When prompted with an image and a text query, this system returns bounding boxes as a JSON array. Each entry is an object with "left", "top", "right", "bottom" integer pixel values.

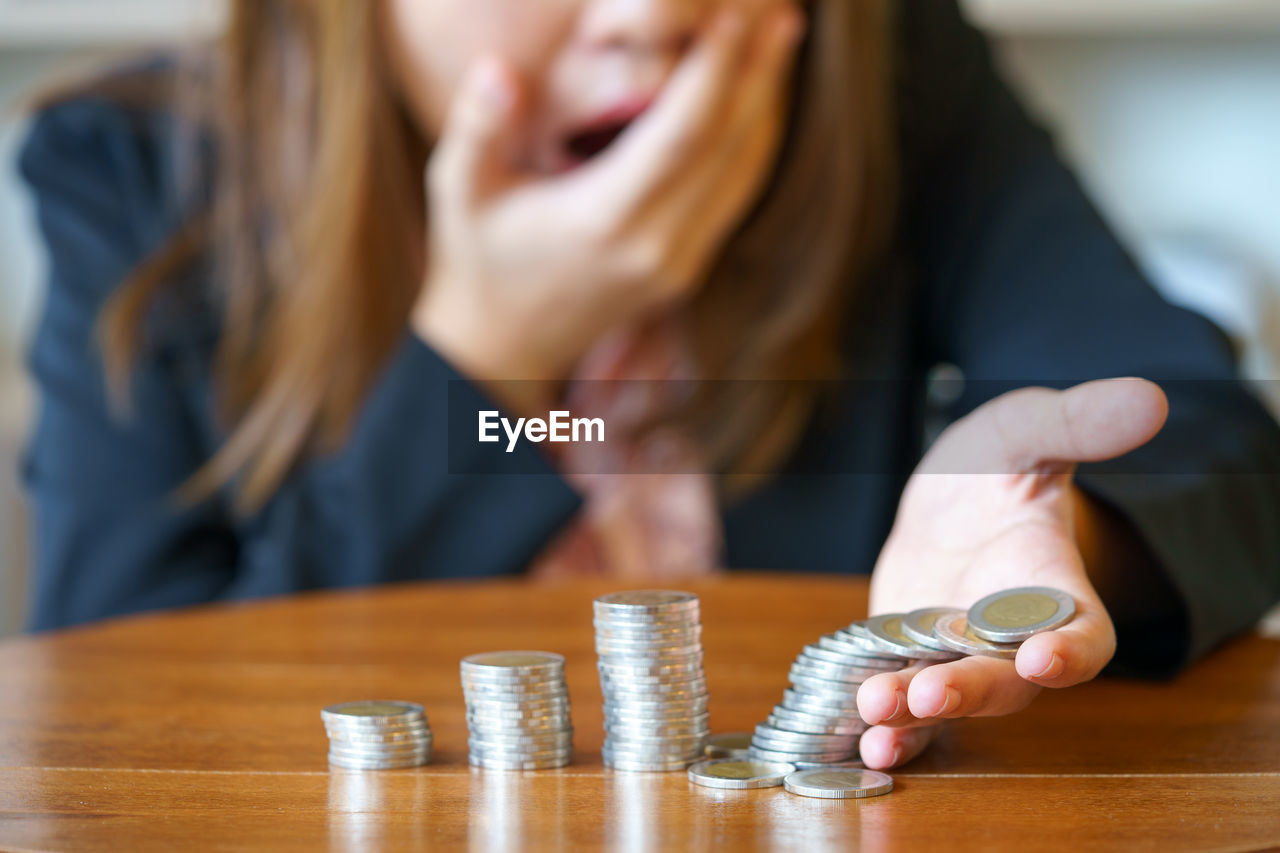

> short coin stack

[
  {"left": 461, "top": 651, "right": 574, "bottom": 770},
  {"left": 595, "top": 590, "right": 711, "bottom": 771},
  {"left": 322, "top": 700, "right": 433, "bottom": 770}
]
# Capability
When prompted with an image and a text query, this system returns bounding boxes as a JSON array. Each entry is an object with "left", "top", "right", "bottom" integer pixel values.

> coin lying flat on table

[
  {"left": 783, "top": 767, "right": 894, "bottom": 799},
  {"left": 687, "top": 758, "right": 796, "bottom": 789},
  {"left": 966, "top": 587, "right": 1076, "bottom": 643},
  {"left": 932, "top": 611, "right": 1019, "bottom": 660}
]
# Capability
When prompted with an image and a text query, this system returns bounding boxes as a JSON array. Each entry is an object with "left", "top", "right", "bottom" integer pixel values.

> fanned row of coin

[
  {"left": 749, "top": 586, "right": 1076, "bottom": 768},
  {"left": 595, "top": 591, "right": 711, "bottom": 771},
  {"left": 322, "top": 701, "right": 433, "bottom": 770},
  {"left": 461, "top": 651, "right": 574, "bottom": 770}
]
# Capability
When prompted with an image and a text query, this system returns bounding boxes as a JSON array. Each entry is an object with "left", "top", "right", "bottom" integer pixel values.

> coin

[
  {"left": 783, "top": 768, "right": 894, "bottom": 799},
  {"left": 967, "top": 587, "right": 1076, "bottom": 643},
  {"left": 322, "top": 701, "right": 425, "bottom": 724},
  {"left": 462, "top": 649, "right": 573, "bottom": 771},
  {"left": 862, "top": 613, "right": 957, "bottom": 661},
  {"left": 687, "top": 758, "right": 795, "bottom": 789},
  {"left": 705, "top": 732, "right": 754, "bottom": 759},
  {"left": 901, "top": 607, "right": 963, "bottom": 651},
  {"left": 748, "top": 746, "right": 855, "bottom": 764},
  {"left": 932, "top": 612, "right": 1020, "bottom": 660}
]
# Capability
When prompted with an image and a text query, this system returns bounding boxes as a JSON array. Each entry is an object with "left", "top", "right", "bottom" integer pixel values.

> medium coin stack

[
  {"left": 322, "top": 700, "right": 433, "bottom": 770},
  {"left": 461, "top": 651, "right": 574, "bottom": 770},
  {"left": 595, "top": 590, "right": 711, "bottom": 771}
]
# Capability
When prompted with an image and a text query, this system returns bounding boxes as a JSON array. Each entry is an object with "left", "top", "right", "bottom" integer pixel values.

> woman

[{"left": 19, "top": 0, "right": 1280, "bottom": 770}]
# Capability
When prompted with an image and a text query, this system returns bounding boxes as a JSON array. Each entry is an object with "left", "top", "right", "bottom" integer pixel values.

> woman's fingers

[
  {"left": 859, "top": 723, "right": 940, "bottom": 770},
  {"left": 1015, "top": 606, "right": 1116, "bottom": 687},
  {"left": 921, "top": 379, "right": 1169, "bottom": 477},
  {"left": 906, "top": 655, "right": 1043, "bottom": 720},
  {"left": 428, "top": 56, "right": 523, "bottom": 213},
  {"left": 857, "top": 662, "right": 937, "bottom": 728}
]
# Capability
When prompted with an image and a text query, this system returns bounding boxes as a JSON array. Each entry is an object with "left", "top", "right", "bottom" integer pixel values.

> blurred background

[{"left": 1, "top": 0, "right": 1279, "bottom": 637}]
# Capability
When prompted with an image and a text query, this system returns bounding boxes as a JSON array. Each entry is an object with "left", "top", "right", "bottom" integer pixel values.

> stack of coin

[
  {"left": 322, "top": 700, "right": 433, "bottom": 770},
  {"left": 751, "top": 587, "right": 1077, "bottom": 766},
  {"left": 750, "top": 615, "right": 962, "bottom": 766},
  {"left": 461, "top": 651, "right": 574, "bottom": 770},
  {"left": 594, "top": 590, "right": 711, "bottom": 771}
]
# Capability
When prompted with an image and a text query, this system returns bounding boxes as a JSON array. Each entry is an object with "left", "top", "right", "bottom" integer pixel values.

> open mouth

[
  {"left": 559, "top": 99, "right": 654, "bottom": 168},
  {"left": 565, "top": 119, "right": 634, "bottom": 164}
]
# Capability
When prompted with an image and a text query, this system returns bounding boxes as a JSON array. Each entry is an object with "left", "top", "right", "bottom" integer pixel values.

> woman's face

[{"left": 383, "top": 0, "right": 773, "bottom": 174}]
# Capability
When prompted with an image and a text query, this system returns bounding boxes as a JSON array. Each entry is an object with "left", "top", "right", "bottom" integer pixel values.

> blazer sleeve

[
  {"left": 20, "top": 98, "right": 581, "bottom": 631},
  {"left": 899, "top": 3, "right": 1280, "bottom": 673}
]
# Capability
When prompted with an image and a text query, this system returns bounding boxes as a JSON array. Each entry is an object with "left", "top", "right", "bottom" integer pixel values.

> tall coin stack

[
  {"left": 595, "top": 590, "right": 711, "bottom": 771},
  {"left": 322, "top": 700, "right": 433, "bottom": 770},
  {"left": 461, "top": 651, "right": 574, "bottom": 770},
  {"left": 749, "top": 617, "right": 946, "bottom": 766}
]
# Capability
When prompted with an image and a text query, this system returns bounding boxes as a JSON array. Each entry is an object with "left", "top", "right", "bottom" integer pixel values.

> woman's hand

[
  {"left": 412, "top": 4, "right": 804, "bottom": 395},
  {"left": 856, "top": 379, "right": 1169, "bottom": 769}
]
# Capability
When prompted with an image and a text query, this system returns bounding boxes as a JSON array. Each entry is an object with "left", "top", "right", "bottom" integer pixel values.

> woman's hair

[{"left": 99, "top": 0, "right": 898, "bottom": 512}]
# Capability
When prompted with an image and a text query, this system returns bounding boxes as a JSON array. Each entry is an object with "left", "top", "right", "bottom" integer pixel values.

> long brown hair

[{"left": 99, "top": 0, "right": 898, "bottom": 512}]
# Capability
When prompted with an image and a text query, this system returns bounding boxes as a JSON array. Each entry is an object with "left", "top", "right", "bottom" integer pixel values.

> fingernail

[
  {"left": 1032, "top": 653, "right": 1065, "bottom": 680},
  {"left": 888, "top": 689, "right": 906, "bottom": 721},
  {"left": 889, "top": 746, "right": 902, "bottom": 767},
  {"left": 937, "top": 686, "right": 961, "bottom": 716}
]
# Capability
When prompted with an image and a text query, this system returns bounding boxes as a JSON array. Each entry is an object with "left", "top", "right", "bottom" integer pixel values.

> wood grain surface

[{"left": 1, "top": 574, "right": 1277, "bottom": 851}]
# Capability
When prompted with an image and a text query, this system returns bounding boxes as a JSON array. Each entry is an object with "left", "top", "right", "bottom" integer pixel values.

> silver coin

[
  {"left": 329, "top": 753, "right": 430, "bottom": 770},
  {"left": 901, "top": 607, "right": 962, "bottom": 651},
  {"left": 782, "top": 688, "right": 859, "bottom": 714},
  {"left": 863, "top": 613, "right": 957, "bottom": 661},
  {"left": 463, "top": 696, "right": 571, "bottom": 712},
  {"left": 467, "top": 731, "right": 574, "bottom": 747},
  {"left": 748, "top": 746, "right": 854, "bottom": 764},
  {"left": 325, "top": 732, "right": 435, "bottom": 742},
  {"left": 325, "top": 725, "right": 431, "bottom": 742},
  {"left": 817, "top": 634, "right": 908, "bottom": 664},
  {"left": 604, "top": 756, "right": 696, "bottom": 772},
  {"left": 835, "top": 625, "right": 911, "bottom": 660},
  {"left": 750, "top": 734, "right": 857, "bottom": 756},
  {"left": 787, "top": 675, "right": 862, "bottom": 699},
  {"left": 789, "top": 662, "right": 880, "bottom": 685},
  {"left": 469, "top": 755, "right": 572, "bottom": 770},
  {"left": 597, "top": 658, "right": 705, "bottom": 676},
  {"left": 792, "top": 759, "right": 867, "bottom": 770},
  {"left": 594, "top": 590, "right": 699, "bottom": 612},
  {"left": 605, "top": 721, "right": 710, "bottom": 739},
  {"left": 327, "top": 742, "right": 432, "bottom": 753},
  {"left": 767, "top": 714, "right": 865, "bottom": 738},
  {"left": 966, "top": 587, "right": 1076, "bottom": 643},
  {"left": 321, "top": 701, "right": 426, "bottom": 725},
  {"left": 753, "top": 724, "right": 856, "bottom": 750},
  {"left": 800, "top": 644, "right": 905, "bottom": 670},
  {"left": 932, "top": 611, "right": 1020, "bottom": 660},
  {"left": 705, "top": 732, "right": 754, "bottom": 759},
  {"left": 783, "top": 767, "right": 893, "bottom": 799},
  {"left": 687, "top": 759, "right": 795, "bottom": 789},
  {"left": 461, "top": 650, "right": 566, "bottom": 674},
  {"left": 461, "top": 677, "right": 566, "bottom": 693}
]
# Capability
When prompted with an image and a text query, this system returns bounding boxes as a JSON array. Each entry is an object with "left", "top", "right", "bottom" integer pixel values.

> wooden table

[{"left": 1, "top": 574, "right": 1277, "bottom": 851}]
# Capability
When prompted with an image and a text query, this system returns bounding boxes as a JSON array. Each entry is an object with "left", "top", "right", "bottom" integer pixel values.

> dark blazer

[{"left": 19, "top": 2, "right": 1280, "bottom": 674}]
